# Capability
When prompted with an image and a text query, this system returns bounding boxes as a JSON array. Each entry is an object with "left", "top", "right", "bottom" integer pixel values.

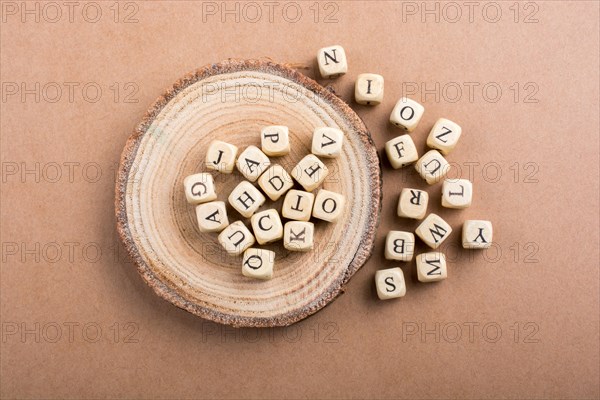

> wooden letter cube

[
  {"left": 257, "top": 164, "right": 294, "bottom": 201},
  {"left": 385, "top": 135, "right": 419, "bottom": 169},
  {"left": 236, "top": 145, "right": 271, "bottom": 182},
  {"left": 355, "top": 73, "right": 384, "bottom": 105},
  {"left": 389, "top": 97, "right": 424, "bottom": 132},
  {"left": 282, "top": 190, "right": 315, "bottom": 221},
  {"left": 250, "top": 209, "right": 284, "bottom": 245},
  {"left": 384, "top": 231, "right": 415, "bottom": 261},
  {"left": 283, "top": 221, "right": 314, "bottom": 252},
  {"left": 205, "top": 140, "right": 238, "bottom": 173},
  {"left": 242, "top": 248, "right": 275, "bottom": 280},
  {"left": 415, "top": 213, "right": 452, "bottom": 249},
  {"left": 397, "top": 188, "right": 428, "bottom": 219},
  {"left": 183, "top": 173, "right": 217, "bottom": 204},
  {"left": 311, "top": 127, "right": 344, "bottom": 158},
  {"left": 375, "top": 267, "right": 406, "bottom": 300},
  {"left": 228, "top": 181, "right": 266, "bottom": 218},
  {"left": 195, "top": 201, "right": 229, "bottom": 233},
  {"left": 462, "top": 220, "right": 493, "bottom": 249},
  {"left": 291, "top": 154, "right": 329, "bottom": 192},
  {"left": 416, "top": 252, "right": 447, "bottom": 282},
  {"left": 317, "top": 45, "right": 348, "bottom": 78},
  {"left": 415, "top": 150, "right": 450, "bottom": 184},
  {"left": 218, "top": 221, "right": 255, "bottom": 256},
  {"left": 261, "top": 125, "right": 290, "bottom": 156},
  {"left": 312, "top": 189, "right": 345, "bottom": 222},
  {"left": 426, "top": 118, "right": 462, "bottom": 155},
  {"left": 442, "top": 179, "right": 472, "bottom": 209}
]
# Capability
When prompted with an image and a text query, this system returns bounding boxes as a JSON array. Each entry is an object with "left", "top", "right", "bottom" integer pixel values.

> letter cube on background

[
  {"left": 205, "top": 140, "right": 238, "bottom": 173},
  {"left": 258, "top": 164, "right": 294, "bottom": 201},
  {"left": 228, "top": 181, "right": 266, "bottom": 218},
  {"left": 261, "top": 126, "right": 290, "bottom": 156},
  {"left": 355, "top": 73, "right": 384, "bottom": 105},
  {"left": 389, "top": 97, "right": 424, "bottom": 132},
  {"left": 291, "top": 154, "right": 329, "bottom": 191},
  {"left": 426, "top": 118, "right": 462, "bottom": 155},
  {"left": 218, "top": 221, "right": 255, "bottom": 256},
  {"left": 462, "top": 220, "right": 493, "bottom": 249},
  {"left": 317, "top": 45, "right": 348, "bottom": 78},
  {"left": 375, "top": 267, "right": 406, "bottom": 300},
  {"left": 397, "top": 188, "right": 428, "bottom": 219},
  {"left": 250, "top": 209, "right": 284, "bottom": 245},
  {"left": 236, "top": 145, "right": 270, "bottom": 182},
  {"left": 282, "top": 190, "right": 315, "bottom": 221},
  {"left": 415, "top": 213, "right": 452, "bottom": 249},
  {"left": 442, "top": 179, "right": 473, "bottom": 209},
  {"left": 283, "top": 221, "right": 314, "bottom": 251},
  {"left": 242, "top": 248, "right": 275, "bottom": 280},
  {"left": 385, "top": 135, "right": 418, "bottom": 169},
  {"left": 416, "top": 252, "right": 447, "bottom": 282},
  {"left": 183, "top": 173, "right": 217, "bottom": 204},
  {"left": 195, "top": 201, "right": 229, "bottom": 233},
  {"left": 415, "top": 150, "right": 450, "bottom": 184},
  {"left": 311, "top": 127, "right": 344, "bottom": 158},
  {"left": 384, "top": 231, "right": 415, "bottom": 261},
  {"left": 312, "top": 189, "right": 345, "bottom": 222}
]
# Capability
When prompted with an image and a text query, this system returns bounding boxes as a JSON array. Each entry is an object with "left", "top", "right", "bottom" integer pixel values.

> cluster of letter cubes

[
  {"left": 314, "top": 43, "right": 494, "bottom": 301},
  {"left": 183, "top": 125, "right": 345, "bottom": 280},
  {"left": 377, "top": 100, "right": 493, "bottom": 300}
]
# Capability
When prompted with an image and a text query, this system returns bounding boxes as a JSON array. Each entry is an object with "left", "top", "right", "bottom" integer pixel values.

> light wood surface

[{"left": 115, "top": 59, "right": 381, "bottom": 327}]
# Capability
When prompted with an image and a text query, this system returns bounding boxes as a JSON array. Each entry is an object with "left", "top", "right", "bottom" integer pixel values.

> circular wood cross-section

[{"left": 115, "top": 59, "right": 381, "bottom": 327}]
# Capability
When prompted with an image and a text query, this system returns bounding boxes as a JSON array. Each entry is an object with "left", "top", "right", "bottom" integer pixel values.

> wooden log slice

[{"left": 115, "top": 59, "right": 382, "bottom": 327}]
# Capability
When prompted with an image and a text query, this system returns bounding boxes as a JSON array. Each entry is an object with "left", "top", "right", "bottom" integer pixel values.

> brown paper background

[{"left": 1, "top": 1, "right": 599, "bottom": 398}]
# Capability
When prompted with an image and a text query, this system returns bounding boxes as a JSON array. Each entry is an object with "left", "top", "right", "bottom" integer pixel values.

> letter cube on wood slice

[
  {"left": 415, "top": 213, "right": 452, "bottom": 249},
  {"left": 218, "top": 221, "right": 255, "bottom": 256},
  {"left": 236, "top": 145, "right": 271, "bottom": 182},
  {"left": 283, "top": 221, "right": 314, "bottom": 252},
  {"left": 462, "top": 220, "right": 493, "bottom": 249},
  {"left": 258, "top": 164, "right": 294, "bottom": 201},
  {"left": 311, "top": 127, "right": 344, "bottom": 158},
  {"left": 312, "top": 189, "right": 345, "bottom": 222},
  {"left": 416, "top": 252, "right": 447, "bottom": 282},
  {"left": 355, "top": 73, "right": 384, "bottom": 106},
  {"left": 282, "top": 189, "right": 315, "bottom": 221},
  {"left": 261, "top": 126, "right": 290, "bottom": 156},
  {"left": 397, "top": 188, "right": 428, "bottom": 219},
  {"left": 442, "top": 179, "right": 472, "bottom": 209},
  {"left": 183, "top": 173, "right": 217, "bottom": 204},
  {"left": 291, "top": 154, "right": 329, "bottom": 192},
  {"left": 250, "top": 209, "right": 284, "bottom": 245},
  {"left": 205, "top": 140, "right": 238, "bottom": 173},
  {"left": 389, "top": 97, "right": 424, "bottom": 132},
  {"left": 242, "top": 248, "right": 275, "bottom": 280},
  {"left": 195, "top": 201, "right": 229, "bottom": 233},
  {"left": 385, "top": 135, "right": 418, "bottom": 169},
  {"left": 228, "top": 181, "right": 266, "bottom": 218},
  {"left": 426, "top": 118, "right": 462, "bottom": 155},
  {"left": 317, "top": 45, "right": 348, "bottom": 78},
  {"left": 384, "top": 231, "right": 415, "bottom": 261},
  {"left": 415, "top": 150, "right": 450, "bottom": 184},
  {"left": 375, "top": 267, "right": 407, "bottom": 300}
]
